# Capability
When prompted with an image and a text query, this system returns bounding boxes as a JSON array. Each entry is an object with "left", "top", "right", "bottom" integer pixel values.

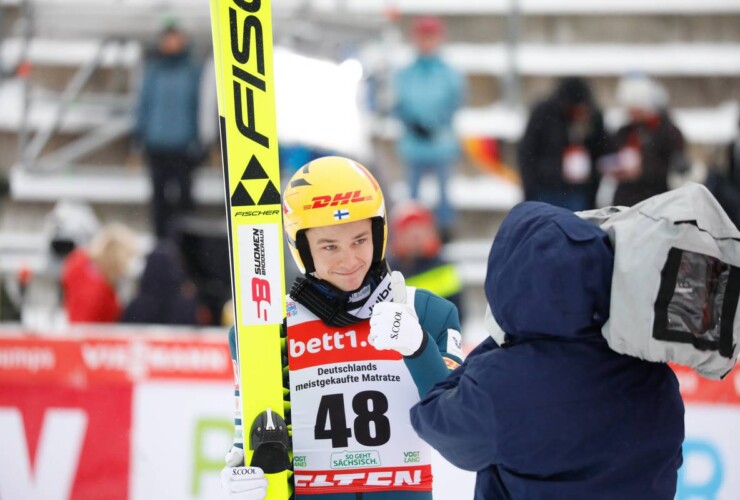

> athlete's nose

[{"left": 336, "top": 246, "right": 361, "bottom": 269}]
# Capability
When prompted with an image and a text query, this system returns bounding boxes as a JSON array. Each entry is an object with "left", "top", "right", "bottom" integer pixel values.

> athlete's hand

[
  {"left": 368, "top": 271, "right": 425, "bottom": 356},
  {"left": 221, "top": 447, "right": 269, "bottom": 499}
]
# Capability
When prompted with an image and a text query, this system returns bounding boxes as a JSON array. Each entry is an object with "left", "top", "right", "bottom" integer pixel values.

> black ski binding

[{"left": 249, "top": 408, "right": 291, "bottom": 473}]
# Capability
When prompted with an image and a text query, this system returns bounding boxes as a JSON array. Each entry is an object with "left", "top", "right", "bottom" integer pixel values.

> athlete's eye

[{"left": 354, "top": 238, "right": 368, "bottom": 246}]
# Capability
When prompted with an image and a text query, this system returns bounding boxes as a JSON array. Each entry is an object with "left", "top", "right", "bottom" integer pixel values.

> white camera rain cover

[{"left": 578, "top": 183, "right": 740, "bottom": 380}]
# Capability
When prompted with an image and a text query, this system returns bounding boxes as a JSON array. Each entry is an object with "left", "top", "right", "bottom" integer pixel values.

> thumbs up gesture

[{"left": 368, "top": 271, "right": 425, "bottom": 357}]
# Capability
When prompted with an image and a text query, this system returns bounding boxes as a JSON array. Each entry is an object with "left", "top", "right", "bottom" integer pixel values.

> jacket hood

[
  {"left": 554, "top": 76, "right": 594, "bottom": 109},
  {"left": 485, "top": 202, "right": 613, "bottom": 340}
]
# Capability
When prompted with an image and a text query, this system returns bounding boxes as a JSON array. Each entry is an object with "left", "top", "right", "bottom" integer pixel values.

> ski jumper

[{"left": 229, "top": 285, "right": 461, "bottom": 499}]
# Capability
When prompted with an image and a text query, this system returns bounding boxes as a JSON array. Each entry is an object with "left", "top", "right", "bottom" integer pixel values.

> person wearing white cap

[{"left": 606, "top": 74, "right": 688, "bottom": 206}]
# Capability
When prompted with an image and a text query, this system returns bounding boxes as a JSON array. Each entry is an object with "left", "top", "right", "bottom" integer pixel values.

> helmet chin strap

[
  {"left": 289, "top": 261, "right": 390, "bottom": 327},
  {"left": 295, "top": 230, "right": 315, "bottom": 274}
]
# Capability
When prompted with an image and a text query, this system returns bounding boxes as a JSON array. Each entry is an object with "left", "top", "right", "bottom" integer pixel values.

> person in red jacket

[{"left": 61, "top": 223, "right": 138, "bottom": 323}]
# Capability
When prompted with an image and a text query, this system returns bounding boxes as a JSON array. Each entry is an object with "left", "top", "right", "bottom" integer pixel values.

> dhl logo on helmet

[{"left": 304, "top": 191, "right": 372, "bottom": 210}]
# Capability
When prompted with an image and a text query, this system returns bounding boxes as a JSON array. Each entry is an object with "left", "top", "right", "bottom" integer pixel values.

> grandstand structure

[{"left": 1, "top": 0, "right": 739, "bottom": 334}]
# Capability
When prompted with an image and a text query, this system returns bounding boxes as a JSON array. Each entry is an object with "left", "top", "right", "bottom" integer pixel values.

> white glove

[
  {"left": 368, "top": 271, "right": 425, "bottom": 356},
  {"left": 220, "top": 447, "right": 268, "bottom": 499}
]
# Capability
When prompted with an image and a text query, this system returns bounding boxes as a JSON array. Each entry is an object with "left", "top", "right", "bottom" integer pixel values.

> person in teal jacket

[
  {"left": 221, "top": 156, "right": 463, "bottom": 499},
  {"left": 393, "top": 16, "right": 466, "bottom": 241},
  {"left": 133, "top": 23, "right": 202, "bottom": 239}
]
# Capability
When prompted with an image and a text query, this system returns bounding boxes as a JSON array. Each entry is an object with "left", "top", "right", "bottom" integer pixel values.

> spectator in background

[
  {"left": 121, "top": 240, "right": 203, "bottom": 325},
  {"left": 393, "top": 15, "right": 466, "bottom": 242},
  {"left": 603, "top": 74, "right": 687, "bottom": 207},
  {"left": 61, "top": 223, "right": 139, "bottom": 324},
  {"left": 132, "top": 22, "right": 203, "bottom": 239},
  {"left": 387, "top": 200, "right": 464, "bottom": 322},
  {"left": 518, "top": 77, "right": 613, "bottom": 211}
]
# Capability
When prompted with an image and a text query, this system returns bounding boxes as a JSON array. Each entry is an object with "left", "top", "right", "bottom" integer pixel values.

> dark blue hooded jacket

[{"left": 410, "top": 202, "right": 685, "bottom": 499}]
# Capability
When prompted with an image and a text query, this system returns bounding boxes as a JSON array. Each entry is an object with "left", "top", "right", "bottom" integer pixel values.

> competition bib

[{"left": 287, "top": 299, "right": 433, "bottom": 495}]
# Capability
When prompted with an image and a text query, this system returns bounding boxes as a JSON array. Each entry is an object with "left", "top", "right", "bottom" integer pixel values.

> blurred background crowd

[{"left": 1, "top": 0, "right": 739, "bottom": 345}]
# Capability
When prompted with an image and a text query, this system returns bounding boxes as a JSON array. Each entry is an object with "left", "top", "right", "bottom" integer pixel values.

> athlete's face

[{"left": 305, "top": 219, "right": 374, "bottom": 292}]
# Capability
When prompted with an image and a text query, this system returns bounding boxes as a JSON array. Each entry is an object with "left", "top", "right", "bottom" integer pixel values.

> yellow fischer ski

[{"left": 209, "top": 0, "right": 290, "bottom": 497}]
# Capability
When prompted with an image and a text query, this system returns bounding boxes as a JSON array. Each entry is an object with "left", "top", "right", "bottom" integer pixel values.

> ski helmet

[{"left": 283, "top": 156, "right": 387, "bottom": 274}]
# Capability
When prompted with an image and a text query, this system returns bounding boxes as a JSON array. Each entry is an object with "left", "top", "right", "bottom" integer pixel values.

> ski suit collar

[{"left": 290, "top": 262, "right": 392, "bottom": 327}]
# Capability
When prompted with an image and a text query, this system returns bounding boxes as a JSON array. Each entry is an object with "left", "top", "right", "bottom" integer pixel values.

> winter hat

[
  {"left": 412, "top": 16, "right": 445, "bottom": 36},
  {"left": 556, "top": 77, "right": 593, "bottom": 108},
  {"left": 44, "top": 199, "right": 100, "bottom": 258},
  {"left": 485, "top": 202, "right": 614, "bottom": 339},
  {"left": 390, "top": 201, "right": 436, "bottom": 233},
  {"left": 389, "top": 201, "right": 441, "bottom": 258},
  {"left": 617, "top": 74, "right": 659, "bottom": 111}
]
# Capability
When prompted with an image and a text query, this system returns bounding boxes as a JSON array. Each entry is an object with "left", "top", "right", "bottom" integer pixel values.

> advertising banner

[
  {"left": 0, "top": 328, "right": 233, "bottom": 500},
  {"left": 0, "top": 329, "right": 738, "bottom": 499}
]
